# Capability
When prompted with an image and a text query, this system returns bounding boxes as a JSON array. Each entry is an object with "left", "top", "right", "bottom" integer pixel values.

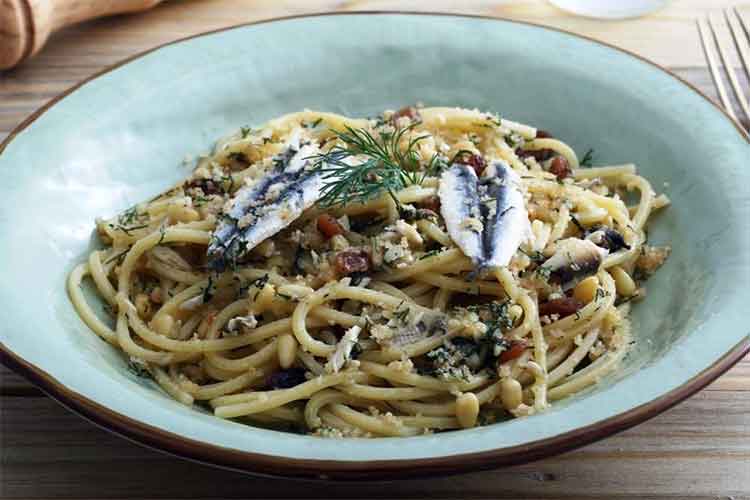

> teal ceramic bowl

[{"left": 1, "top": 13, "right": 748, "bottom": 480}]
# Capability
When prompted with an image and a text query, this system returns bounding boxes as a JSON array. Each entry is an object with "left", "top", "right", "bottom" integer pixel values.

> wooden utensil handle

[{"left": 1, "top": 0, "right": 163, "bottom": 70}]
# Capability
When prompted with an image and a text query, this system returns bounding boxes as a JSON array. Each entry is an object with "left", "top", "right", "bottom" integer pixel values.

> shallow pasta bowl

[{"left": 1, "top": 12, "right": 748, "bottom": 480}]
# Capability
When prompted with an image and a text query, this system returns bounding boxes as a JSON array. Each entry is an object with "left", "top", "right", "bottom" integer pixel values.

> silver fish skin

[
  {"left": 438, "top": 164, "right": 484, "bottom": 265},
  {"left": 541, "top": 237, "right": 609, "bottom": 290},
  {"left": 207, "top": 139, "right": 320, "bottom": 271},
  {"left": 479, "top": 160, "right": 530, "bottom": 269},
  {"left": 439, "top": 160, "right": 530, "bottom": 271}
]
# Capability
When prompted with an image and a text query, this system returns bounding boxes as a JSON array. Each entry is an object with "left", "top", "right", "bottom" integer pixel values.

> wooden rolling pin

[{"left": 0, "top": 0, "right": 163, "bottom": 70}]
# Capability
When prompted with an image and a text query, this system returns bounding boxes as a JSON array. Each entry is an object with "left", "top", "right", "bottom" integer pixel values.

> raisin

[
  {"left": 393, "top": 106, "right": 419, "bottom": 121},
  {"left": 334, "top": 249, "right": 370, "bottom": 276},
  {"left": 538, "top": 297, "right": 582, "bottom": 319},
  {"left": 455, "top": 152, "right": 486, "bottom": 176},
  {"left": 548, "top": 156, "right": 571, "bottom": 180},
  {"left": 418, "top": 195, "right": 441, "bottom": 213},
  {"left": 516, "top": 148, "right": 555, "bottom": 162},
  {"left": 266, "top": 368, "right": 307, "bottom": 389}
]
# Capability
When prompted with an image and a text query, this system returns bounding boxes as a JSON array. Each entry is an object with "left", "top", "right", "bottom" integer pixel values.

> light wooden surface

[
  {"left": 0, "top": 0, "right": 164, "bottom": 69},
  {"left": 1, "top": 1, "right": 749, "bottom": 498}
]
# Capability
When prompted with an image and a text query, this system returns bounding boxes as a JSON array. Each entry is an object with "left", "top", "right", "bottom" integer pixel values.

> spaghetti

[{"left": 67, "top": 106, "right": 670, "bottom": 437}]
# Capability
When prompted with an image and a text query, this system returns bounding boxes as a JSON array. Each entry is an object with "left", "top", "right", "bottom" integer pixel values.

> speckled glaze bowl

[{"left": 1, "top": 13, "right": 748, "bottom": 480}]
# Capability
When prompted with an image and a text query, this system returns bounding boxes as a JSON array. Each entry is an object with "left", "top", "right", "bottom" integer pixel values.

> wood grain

[
  {"left": 1, "top": 391, "right": 747, "bottom": 499},
  {"left": 1, "top": 1, "right": 749, "bottom": 498}
]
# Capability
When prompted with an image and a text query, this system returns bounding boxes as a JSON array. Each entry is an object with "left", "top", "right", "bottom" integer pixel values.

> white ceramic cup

[{"left": 548, "top": 0, "right": 668, "bottom": 19}]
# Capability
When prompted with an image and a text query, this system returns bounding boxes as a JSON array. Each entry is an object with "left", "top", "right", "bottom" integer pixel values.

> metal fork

[{"left": 697, "top": 7, "right": 750, "bottom": 131}]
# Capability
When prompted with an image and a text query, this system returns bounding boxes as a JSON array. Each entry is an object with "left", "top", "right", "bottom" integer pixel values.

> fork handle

[{"left": 0, "top": 0, "right": 163, "bottom": 70}]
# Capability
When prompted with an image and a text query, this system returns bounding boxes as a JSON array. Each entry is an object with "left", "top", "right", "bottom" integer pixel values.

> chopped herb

[
  {"left": 393, "top": 306, "right": 410, "bottom": 323},
  {"left": 536, "top": 266, "right": 552, "bottom": 280},
  {"left": 117, "top": 224, "right": 149, "bottom": 235},
  {"left": 503, "top": 133, "right": 522, "bottom": 148},
  {"left": 580, "top": 149, "right": 594, "bottom": 167},
  {"left": 240, "top": 126, "right": 253, "bottom": 138},
  {"left": 468, "top": 301, "right": 514, "bottom": 337},
  {"left": 302, "top": 118, "right": 324, "bottom": 129},
  {"left": 250, "top": 274, "right": 270, "bottom": 300},
  {"left": 192, "top": 195, "right": 212, "bottom": 207},
  {"left": 594, "top": 287, "right": 609, "bottom": 301},
  {"left": 478, "top": 114, "right": 503, "bottom": 129},
  {"left": 117, "top": 206, "right": 140, "bottom": 226},
  {"left": 219, "top": 175, "right": 235, "bottom": 193},
  {"left": 519, "top": 247, "right": 545, "bottom": 263},
  {"left": 157, "top": 224, "right": 167, "bottom": 246},
  {"left": 419, "top": 248, "right": 442, "bottom": 260},
  {"left": 127, "top": 359, "right": 151, "bottom": 379},
  {"left": 202, "top": 276, "right": 215, "bottom": 304}
]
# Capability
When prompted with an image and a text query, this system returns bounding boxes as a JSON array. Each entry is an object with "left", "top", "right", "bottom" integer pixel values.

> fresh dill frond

[{"left": 309, "top": 124, "right": 434, "bottom": 208}]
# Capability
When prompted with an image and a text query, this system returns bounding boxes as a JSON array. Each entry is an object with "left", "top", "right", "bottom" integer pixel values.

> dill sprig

[{"left": 309, "top": 124, "right": 443, "bottom": 208}]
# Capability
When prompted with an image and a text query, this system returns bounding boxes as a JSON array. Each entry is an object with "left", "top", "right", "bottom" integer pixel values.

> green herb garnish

[
  {"left": 419, "top": 247, "right": 445, "bottom": 260},
  {"left": 202, "top": 276, "right": 216, "bottom": 304},
  {"left": 127, "top": 359, "right": 151, "bottom": 379},
  {"left": 580, "top": 148, "right": 594, "bottom": 167},
  {"left": 302, "top": 118, "right": 323, "bottom": 129},
  {"left": 309, "top": 124, "right": 436, "bottom": 208},
  {"left": 250, "top": 274, "right": 270, "bottom": 301}
]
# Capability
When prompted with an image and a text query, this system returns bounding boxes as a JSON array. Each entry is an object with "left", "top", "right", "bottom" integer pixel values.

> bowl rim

[{"left": 1, "top": 11, "right": 748, "bottom": 481}]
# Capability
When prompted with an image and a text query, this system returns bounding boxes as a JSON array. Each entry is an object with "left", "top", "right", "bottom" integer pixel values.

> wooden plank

[
  {"left": 0, "top": 391, "right": 747, "bottom": 498},
  {"left": 6, "top": 0, "right": 749, "bottom": 69},
  {"left": 0, "top": 366, "right": 41, "bottom": 396},
  {"left": 1, "top": 2, "right": 749, "bottom": 498}
]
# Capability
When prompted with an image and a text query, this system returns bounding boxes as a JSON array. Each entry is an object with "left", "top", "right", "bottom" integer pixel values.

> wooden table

[{"left": 1, "top": 1, "right": 749, "bottom": 498}]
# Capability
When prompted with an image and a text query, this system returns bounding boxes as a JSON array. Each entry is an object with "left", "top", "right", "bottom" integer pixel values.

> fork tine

[
  {"left": 726, "top": 8, "right": 750, "bottom": 84},
  {"left": 698, "top": 19, "right": 737, "bottom": 121},
  {"left": 734, "top": 7, "right": 750, "bottom": 44},
  {"left": 708, "top": 13, "right": 750, "bottom": 121}
]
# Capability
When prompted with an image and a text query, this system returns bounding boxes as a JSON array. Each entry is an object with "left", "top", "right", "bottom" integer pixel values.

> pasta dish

[{"left": 67, "top": 106, "right": 670, "bottom": 437}]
